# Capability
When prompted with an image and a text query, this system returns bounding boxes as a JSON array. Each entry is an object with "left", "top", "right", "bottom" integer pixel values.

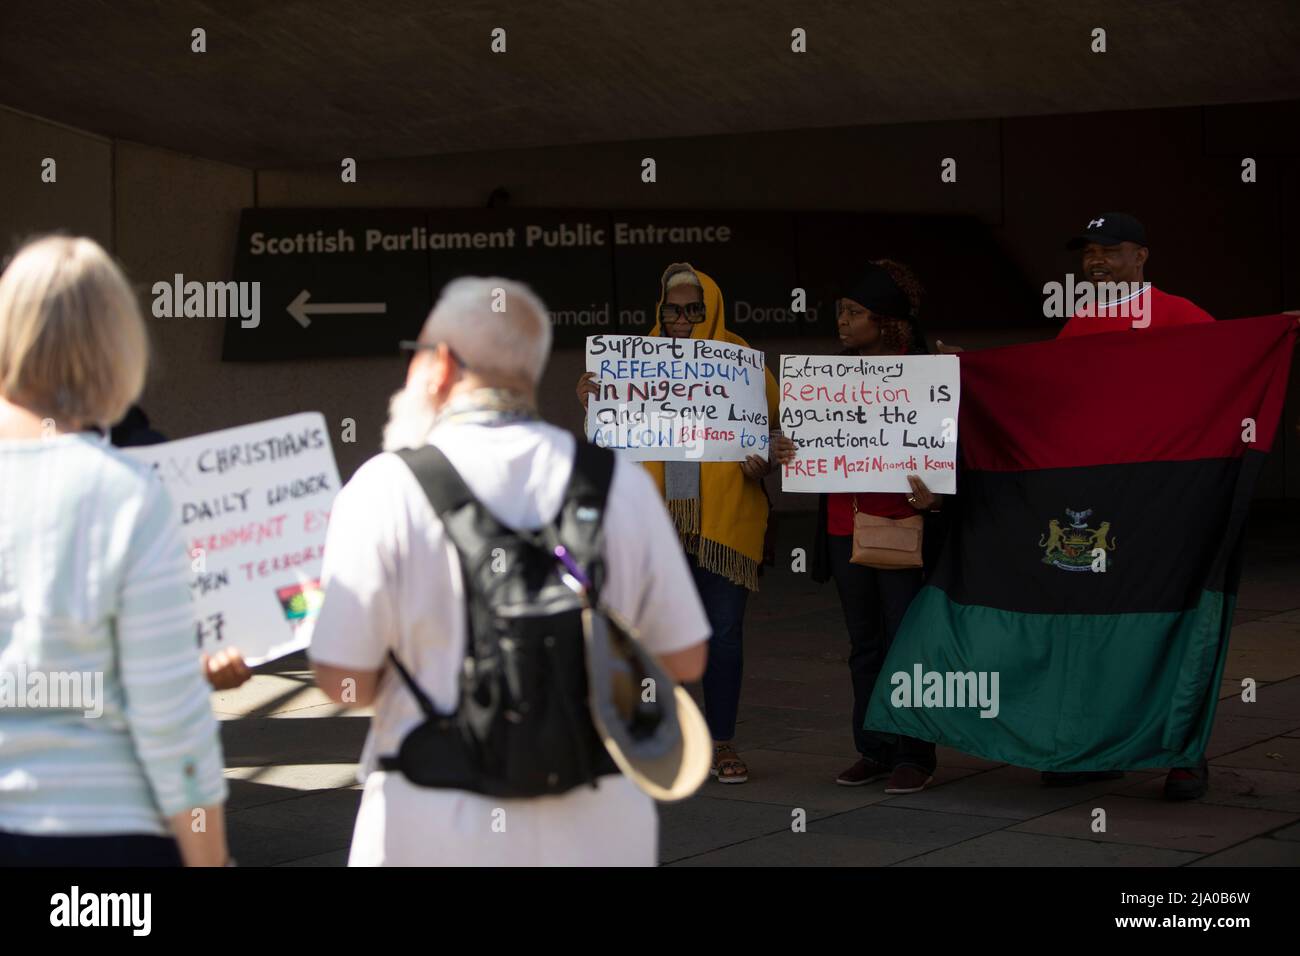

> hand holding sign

[
  {"left": 771, "top": 433, "right": 797, "bottom": 465},
  {"left": 905, "top": 474, "right": 941, "bottom": 511},
  {"left": 203, "top": 647, "right": 253, "bottom": 690},
  {"left": 576, "top": 370, "right": 599, "bottom": 408}
]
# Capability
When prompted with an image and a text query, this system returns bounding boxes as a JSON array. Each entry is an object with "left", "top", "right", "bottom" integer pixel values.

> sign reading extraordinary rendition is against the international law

[
  {"left": 584, "top": 334, "right": 770, "bottom": 461},
  {"left": 124, "top": 413, "right": 341, "bottom": 665},
  {"left": 779, "top": 354, "right": 960, "bottom": 494}
]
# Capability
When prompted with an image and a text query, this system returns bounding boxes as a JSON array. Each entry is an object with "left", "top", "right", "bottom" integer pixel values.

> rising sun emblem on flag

[{"left": 1039, "top": 507, "right": 1116, "bottom": 572}]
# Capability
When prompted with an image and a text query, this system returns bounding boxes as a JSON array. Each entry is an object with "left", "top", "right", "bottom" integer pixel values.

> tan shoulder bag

[{"left": 850, "top": 496, "right": 924, "bottom": 570}]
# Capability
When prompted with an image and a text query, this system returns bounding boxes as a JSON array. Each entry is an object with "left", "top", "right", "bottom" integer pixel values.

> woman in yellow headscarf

[{"left": 578, "top": 263, "right": 793, "bottom": 784}]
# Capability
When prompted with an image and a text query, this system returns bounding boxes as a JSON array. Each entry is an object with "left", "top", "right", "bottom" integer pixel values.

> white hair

[
  {"left": 381, "top": 382, "right": 438, "bottom": 452},
  {"left": 416, "top": 277, "right": 552, "bottom": 384}
]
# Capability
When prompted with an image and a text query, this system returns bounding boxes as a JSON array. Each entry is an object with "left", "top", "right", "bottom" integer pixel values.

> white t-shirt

[{"left": 305, "top": 419, "right": 709, "bottom": 866}]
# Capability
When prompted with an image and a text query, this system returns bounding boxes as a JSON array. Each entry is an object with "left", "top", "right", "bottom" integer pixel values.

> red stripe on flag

[{"left": 957, "top": 314, "right": 1296, "bottom": 472}]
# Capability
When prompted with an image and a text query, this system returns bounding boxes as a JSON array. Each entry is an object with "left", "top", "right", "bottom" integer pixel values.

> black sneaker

[
  {"left": 884, "top": 764, "right": 935, "bottom": 794},
  {"left": 1040, "top": 770, "right": 1125, "bottom": 787},
  {"left": 836, "top": 757, "right": 890, "bottom": 787},
  {"left": 1163, "top": 758, "right": 1209, "bottom": 801}
]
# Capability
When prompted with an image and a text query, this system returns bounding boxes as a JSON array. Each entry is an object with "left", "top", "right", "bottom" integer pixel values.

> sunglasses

[{"left": 659, "top": 302, "right": 707, "bottom": 323}]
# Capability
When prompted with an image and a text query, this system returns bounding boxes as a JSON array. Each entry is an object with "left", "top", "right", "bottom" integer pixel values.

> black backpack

[{"left": 379, "top": 441, "right": 621, "bottom": 798}]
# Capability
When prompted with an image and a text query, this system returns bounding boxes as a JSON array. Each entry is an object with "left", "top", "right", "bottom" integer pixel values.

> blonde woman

[{"left": 0, "top": 236, "right": 229, "bottom": 866}]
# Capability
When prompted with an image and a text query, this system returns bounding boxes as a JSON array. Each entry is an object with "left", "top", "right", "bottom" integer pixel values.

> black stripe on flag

[{"left": 929, "top": 453, "right": 1265, "bottom": 615}]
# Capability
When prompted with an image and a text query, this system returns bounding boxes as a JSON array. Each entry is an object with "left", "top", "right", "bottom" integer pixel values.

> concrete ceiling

[{"left": 3, "top": 0, "right": 1299, "bottom": 168}]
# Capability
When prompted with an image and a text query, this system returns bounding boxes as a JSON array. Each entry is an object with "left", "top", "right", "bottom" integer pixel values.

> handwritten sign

[
  {"left": 584, "top": 334, "right": 770, "bottom": 461},
  {"left": 124, "top": 412, "right": 340, "bottom": 665},
  {"left": 779, "top": 354, "right": 959, "bottom": 493}
]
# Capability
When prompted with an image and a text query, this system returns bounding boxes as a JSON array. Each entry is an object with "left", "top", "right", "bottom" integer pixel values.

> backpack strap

[
  {"left": 393, "top": 443, "right": 503, "bottom": 586},
  {"left": 390, "top": 444, "right": 502, "bottom": 711},
  {"left": 385, "top": 647, "right": 440, "bottom": 719},
  {"left": 393, "top": 445, "right": 474, "bottom": 521},
  {"left": 550, "top": 441, "right": 616, "bottom": 601},
  {"left": 393, "top": 440, "right": 614, "bottom": 568},
  {"left": 389, "top": 440, "right": 614, "bottom": 661}
]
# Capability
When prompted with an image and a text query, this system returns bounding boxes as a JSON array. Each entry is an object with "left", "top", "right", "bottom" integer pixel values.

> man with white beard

[{"left": 306, "top": 277, "right": 710, "bottom": 866}]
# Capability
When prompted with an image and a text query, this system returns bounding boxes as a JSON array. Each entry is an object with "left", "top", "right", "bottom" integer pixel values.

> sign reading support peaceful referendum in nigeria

[
  {"left": 585, "top": 334, "right": 770, "bottom": 462},
  {"left": 123, "top": 413, "right": 341, "bottom": 665},
  {"left": 779, "top": 354, "right": 960, "bottom": 494}
]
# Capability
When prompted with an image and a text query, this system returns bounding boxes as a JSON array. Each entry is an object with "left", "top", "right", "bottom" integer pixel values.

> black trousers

[
  {"left": 0, "top": 829, "right": 183, "bottom": 867},
  {"left": 827, "top": 533, "right": 937, "bottom": 773}
]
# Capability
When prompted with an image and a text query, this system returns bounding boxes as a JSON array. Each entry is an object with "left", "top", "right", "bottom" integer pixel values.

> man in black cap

[
  {"left": 1047, "top": 212, "right": 1213, "bottom": 800},
  {"left": 1058, "top": 212, "right": 1215, "bottom": 338}
]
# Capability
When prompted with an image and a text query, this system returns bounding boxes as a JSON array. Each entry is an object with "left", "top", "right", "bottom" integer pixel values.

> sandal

[{"left": 711, "top": 743, "right": 749, "bottom": 784}]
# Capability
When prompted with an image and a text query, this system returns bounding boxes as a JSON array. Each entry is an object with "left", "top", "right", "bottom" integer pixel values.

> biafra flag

[{"left": 864, "top": 314, "right": 1296, "bottom": 771}]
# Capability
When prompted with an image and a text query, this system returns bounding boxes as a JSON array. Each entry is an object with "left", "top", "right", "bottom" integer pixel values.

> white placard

[
  {"left": 584, "top": 334, "right": 770, "bottom": 461},
  {"left": 123, "top": 412, "right": 340, "bottom": 665},
  {"left": 778, "top": 354, "right": 960, "bottom": 493}
]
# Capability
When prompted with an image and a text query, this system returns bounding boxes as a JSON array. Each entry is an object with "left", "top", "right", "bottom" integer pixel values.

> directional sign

[
  {"left": 224, "top": 208, "right": 431, "bottom": 360},
  {"left": 222, "top": 209, "right": 1039, "bottom": 360},
  {"left": 286, "top": 290, "right": 387, "bottom": 328},
  {"left": 421, "top": 208, "right": 616, "bottom": 349}
]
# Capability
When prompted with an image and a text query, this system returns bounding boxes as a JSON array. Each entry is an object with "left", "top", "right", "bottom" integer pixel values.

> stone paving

[{"left": 213, "top": 508, "right": 1300, "bottom": 866}]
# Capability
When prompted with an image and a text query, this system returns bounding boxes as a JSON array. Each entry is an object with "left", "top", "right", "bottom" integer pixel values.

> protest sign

[
  {"left": 779, "top": 354, "right": 959, "bottom": 493},
  {"left": 584, "top": 334, "right": 770, "bottom": 461},
  {"left": 124, "top": 412, "right": 340, "bottom": 665}
]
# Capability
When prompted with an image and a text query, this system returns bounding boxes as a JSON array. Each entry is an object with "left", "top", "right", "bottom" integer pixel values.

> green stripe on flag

[{"left": 864, "top": 585, "right": 1235, "bottom": 772}]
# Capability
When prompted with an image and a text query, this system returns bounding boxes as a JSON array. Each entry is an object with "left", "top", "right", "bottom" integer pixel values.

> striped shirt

[{"left": 0, "top": 431, "right": 226, "bottom": 836}]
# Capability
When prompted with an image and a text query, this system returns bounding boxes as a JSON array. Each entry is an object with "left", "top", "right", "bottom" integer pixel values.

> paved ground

[{"left": 213, "top": 506, "right": 1300, "bottom": 866}]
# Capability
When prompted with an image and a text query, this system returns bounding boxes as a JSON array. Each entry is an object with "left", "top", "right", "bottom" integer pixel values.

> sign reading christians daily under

[
  {"left": 585, "top": 334, "right": 770, "bottom": 461},
  {"left": 123, "top": 413, "right": 341, "bottom": 665},
  {"left": 779, "top": 354, "right": 960, "bottom": 494}
]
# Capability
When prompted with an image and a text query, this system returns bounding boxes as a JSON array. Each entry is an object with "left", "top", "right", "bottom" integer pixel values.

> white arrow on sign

[{"left": 287, "top": 290, "right": 387, "bottom": 328}]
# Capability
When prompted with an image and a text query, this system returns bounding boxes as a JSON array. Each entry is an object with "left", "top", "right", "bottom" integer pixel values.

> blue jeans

[{"left": 688, "top": 555, "right": 749, "bottom": 742}]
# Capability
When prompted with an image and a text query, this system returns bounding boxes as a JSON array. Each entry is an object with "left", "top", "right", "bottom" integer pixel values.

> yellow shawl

[{"left": 641, "top": 268, "right": 780, "bottom": 592}]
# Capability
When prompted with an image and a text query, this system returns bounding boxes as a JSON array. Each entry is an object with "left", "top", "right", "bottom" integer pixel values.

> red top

[
  {"left": 1058, "top": 285, "right": 1214, "bottom": 339},
  {"left": 827, "top": 492, "right": 916, "bottom": 535}
]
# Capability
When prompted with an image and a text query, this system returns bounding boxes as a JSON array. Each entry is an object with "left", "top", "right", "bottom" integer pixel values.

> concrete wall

[
  {"left": 1, "top": 101, "right": 1296, "bottom": 503},
  {"left": 0, "top": 107, "right": 113, "bottom": 249}
]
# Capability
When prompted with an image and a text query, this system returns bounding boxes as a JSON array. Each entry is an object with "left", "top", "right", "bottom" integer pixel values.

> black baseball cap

[{"left": 1066, "top": 212, "right": 1147, "bottom": 250}]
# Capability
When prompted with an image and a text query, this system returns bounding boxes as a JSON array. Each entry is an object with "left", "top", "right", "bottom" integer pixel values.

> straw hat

[{"left": 583, "top": 606, "right": 711, "bottom": 802}]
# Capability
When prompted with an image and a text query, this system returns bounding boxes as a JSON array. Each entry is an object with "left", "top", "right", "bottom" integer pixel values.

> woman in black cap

[{"left": 809, "top": 259, "right": 941, "bottom": 795}]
